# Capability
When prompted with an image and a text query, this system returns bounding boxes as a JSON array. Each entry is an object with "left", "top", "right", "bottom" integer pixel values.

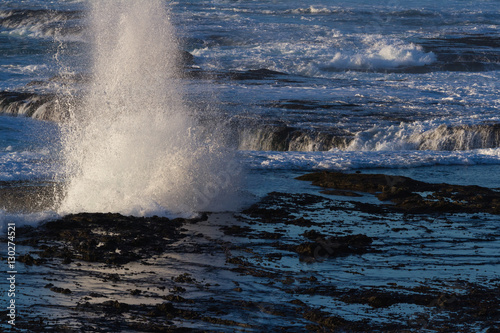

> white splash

[{"left": 57, "top": 1, "right": 240, "bottom": 216}]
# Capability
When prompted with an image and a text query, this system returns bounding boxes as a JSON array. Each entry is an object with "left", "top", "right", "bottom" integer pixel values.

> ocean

[
  {"left": 0, "top": 0, "right": 499, "bottom": 218},
  {"left": 1, "top": 1, "right": 500, "bottom": 331}
]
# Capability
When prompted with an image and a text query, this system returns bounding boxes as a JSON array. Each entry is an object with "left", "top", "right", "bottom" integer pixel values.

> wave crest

[{"left": 0, "top": 9, "right": 83, "bottom": 38}]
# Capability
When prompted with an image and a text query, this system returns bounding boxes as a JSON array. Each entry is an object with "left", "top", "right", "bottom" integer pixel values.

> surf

[{"left": 56, "top": 0, "right": 240, "bottom": 217}]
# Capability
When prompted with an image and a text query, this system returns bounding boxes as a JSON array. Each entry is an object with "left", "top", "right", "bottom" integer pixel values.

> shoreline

[{"left": 1, "top": 171, "right": 499, "bottom": 332}]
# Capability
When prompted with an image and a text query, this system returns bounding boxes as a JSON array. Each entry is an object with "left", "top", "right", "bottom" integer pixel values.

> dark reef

[
  {"left": 3, "top": 172, "right": 500, "bottom": 332},
  {"left": 297, "top": 171, "right": 500, "bottom": 214}
]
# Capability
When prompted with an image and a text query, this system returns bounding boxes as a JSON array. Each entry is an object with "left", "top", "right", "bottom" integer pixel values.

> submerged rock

[
  {"left": 179, "top": 50, "right": 195, "bottom": 66},
  {"left": 281, "top": 234, "right": 374, "bottom": 262}
]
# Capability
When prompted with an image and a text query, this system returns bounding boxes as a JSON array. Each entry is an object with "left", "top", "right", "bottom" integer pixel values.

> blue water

[{"left": 0, "top": 0, "right": 499, "bottom": 199}]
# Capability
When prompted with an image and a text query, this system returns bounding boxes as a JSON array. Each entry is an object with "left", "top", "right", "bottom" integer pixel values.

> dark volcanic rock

[
  {"left": 10, "top": 179, "right": 500, "bottom": 332},
  {"left": 19, "top": 213, "right": 192, "bottom": 265},
  {"left": 50, "top": 287, "right": 72, "bottom": 295},
  {"left": 281, "top": 234, "right": 374, "bottom": 262},
  {"left": 0, "top": 91, "right": 72, "bottom": 121},
  {"left": 179, "top": 50, "right": 195, "bottom": 66},
  {"left": 228, "top": 68, "right": 288, "bottom": 80},
  {"left": 239, "top": 125, "right": 353, "bottom": 151},
  {"left": 297, "top": 172, "right": 426, "bottom": 194},
  {"left": 297, "top": 171, "right": 500, "bottom": 214}
]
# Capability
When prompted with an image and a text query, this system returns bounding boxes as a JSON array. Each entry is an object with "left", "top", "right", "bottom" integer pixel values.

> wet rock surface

[
  {"left": 297, "top": 171, "right": 500, "bottom": 214},
  {"left": 18, "top": 213, "right": 194, "bottom": 265},
  {"left": 0, "top": 91, "right": 71, "bottom": 121},
  {"left": 3, "top": 172, "right": 500, "bottom": 332}
]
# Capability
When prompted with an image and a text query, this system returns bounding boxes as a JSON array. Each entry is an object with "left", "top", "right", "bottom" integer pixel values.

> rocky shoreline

[{"left": 2, "top": 171, "right": 500, "bottom": 332}]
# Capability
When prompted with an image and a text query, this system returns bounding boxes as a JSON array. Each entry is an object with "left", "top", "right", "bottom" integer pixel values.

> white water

[
  {"left": 243, "top": 148, "right": 500, "bottom": 171},
  {"left": 57, "top": 1, "right": 240, "bottom": 216}
]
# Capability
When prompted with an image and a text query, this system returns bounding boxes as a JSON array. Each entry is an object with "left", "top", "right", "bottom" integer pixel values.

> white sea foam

[
  {"left": 0, "top": 9, "right": 82, "bottom": 39},
  {"left": 0, "top": 150, "right": 54, "bottom": 181},
  {"left": 288, "top": 6, "right": 335, "bottom": 15},
  {"left": 192, "top": 33, "right": 436, "bottom": 77},
  {"left": 0, "top": 115, "right": 58, "bottom": 181},
  {"left": 57, "top": 1, "right": 240, "bottom": 216},
  {"left": 243, "top": 148, "right": 500, "bottom": 171},
  {"left": 1, "top": 64, "right": 48, "bottom": 74},
  {"left": 324, "top": 38, "right": 436, "bottom": 71},
  {"left": 346, "top": 120, "right": 500, "bottom": 152}
]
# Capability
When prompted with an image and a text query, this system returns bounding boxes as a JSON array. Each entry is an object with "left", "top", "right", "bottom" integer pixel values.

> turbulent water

[
  {"left": 0, "top": 0, "right": 499, "bottom": 215},
  {"left": 57, "top": 1, "right": 239, "bottom": 216}
]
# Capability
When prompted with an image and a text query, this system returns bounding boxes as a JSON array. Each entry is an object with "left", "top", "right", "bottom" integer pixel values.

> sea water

[
  {"left": 56, "top": 1, "right": 240, "bottom": 216},
  {"left": 0, "top": 0, "right": 499, "bottom": 219}
]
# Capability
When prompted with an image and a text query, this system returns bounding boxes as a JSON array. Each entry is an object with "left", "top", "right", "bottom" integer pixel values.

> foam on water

[
  {"left": 243, "top": 148, "right": 500, "bottom": 171},
  {"left": 0, "top": 114, "right": 58, "bottom": 180},
  {"left": 0, "top": 150, "right": 52, "bottom": 181},
  {"left": 0, "top": 8, "right": 83, "bottom": 39},
  {"left": 57, "top": 1, "right": 240, "bottom": 217},
  {"left": 192, "top": 32, "right": 436, "bottom": 77},
  {"left": 324, "top": 37, "right": 436, "bottom": 71}
]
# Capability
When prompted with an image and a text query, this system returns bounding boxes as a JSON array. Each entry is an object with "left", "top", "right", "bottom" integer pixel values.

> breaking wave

[
  {"left": 239, "top": 122, "right": 500, "bottom": 153},
  {"left": 0, "top": 9, "right": 83, "bottom": 38},
  {"left": 322, "top": 38, "right": 436, "bottom": 71},
  {"left": 346, "top": 123, "right": 500, "bottom": 152}
]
